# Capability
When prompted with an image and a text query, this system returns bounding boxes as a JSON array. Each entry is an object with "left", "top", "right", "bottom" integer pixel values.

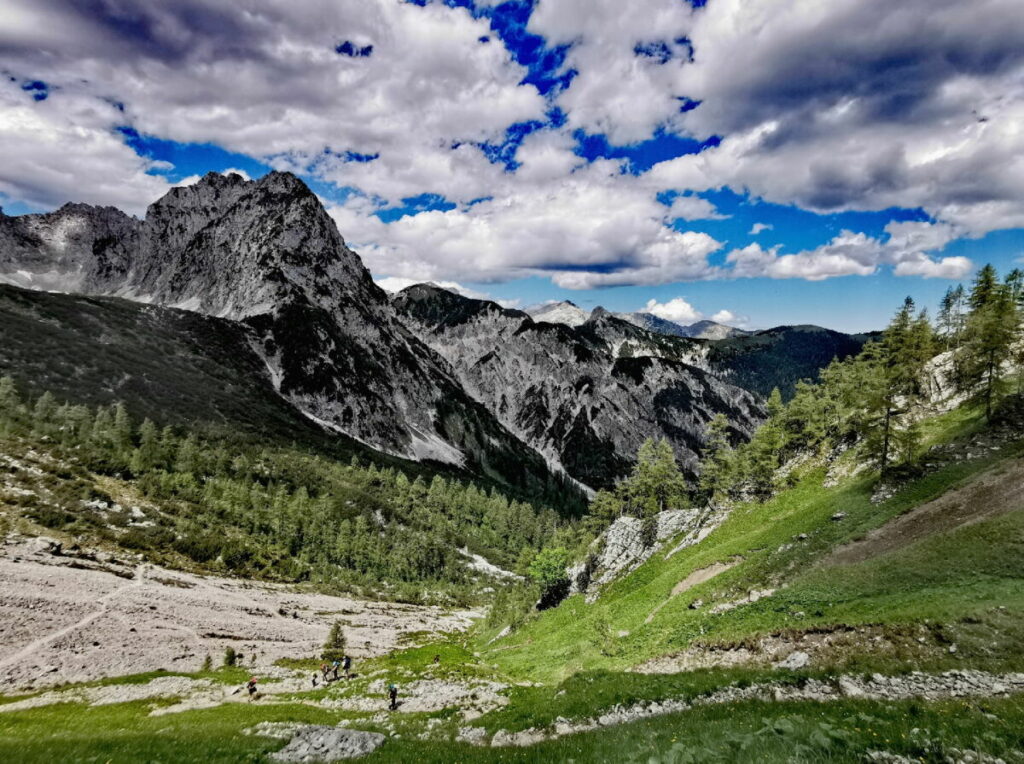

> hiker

[
  {"left": 311, "top": 673, "right": 319, "bottom": 688},
  {"left": 320, "top": 662, "right": 330, "bottom": 682},
  {"left": 246, "top": 677, "right": 258, "bottom": 702},
  {"left": 343, "top": 654, "right": 352, "bottom": 679},
  {"left": 331, "top": 659, "right": 340, "bottom": 681},
  {"left": 388, "top": 683, "right": 398, "bottom": 711}
]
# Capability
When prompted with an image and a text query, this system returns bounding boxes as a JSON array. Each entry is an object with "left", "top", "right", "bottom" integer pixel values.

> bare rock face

[
  {"left": 0, "top": 203, "right": 140, "bottom": 293},
  {"left": 568, "top": 509, "right": 706, "bottom": 597},
  {"left": 394, "top": 284, "right": 764, "bottom": 488},
  {"left": 0, "top": 173, "right": 566, "bottom": 500}
]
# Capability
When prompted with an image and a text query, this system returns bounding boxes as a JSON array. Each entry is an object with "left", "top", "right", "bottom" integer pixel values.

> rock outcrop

[{"left": 567, "top": 508, "right": 717, "bottom": 600}]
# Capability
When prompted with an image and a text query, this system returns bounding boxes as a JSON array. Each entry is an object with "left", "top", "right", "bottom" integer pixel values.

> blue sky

[{"left": 1, "top": 0, "right": 1023, "bottom": 333}]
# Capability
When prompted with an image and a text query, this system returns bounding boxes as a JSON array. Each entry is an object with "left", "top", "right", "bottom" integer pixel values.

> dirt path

[
  {"left": 645, "top": 560, "right": 738, "bottom": 624},
  {"left": 823, "top": 456, "right": 1024, "bottom": 567},
  {"left": 0, "top": 538, "right": 479, "bottom": 692},
  {"left": 0, "top": 566, "right": 147, "bottom": 674}
]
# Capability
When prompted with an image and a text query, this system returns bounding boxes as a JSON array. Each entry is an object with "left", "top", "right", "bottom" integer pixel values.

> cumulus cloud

[
  {"left": 1, "top": 0, "right": 1022, "bottom": 292},
  {"left": 725, "top": 221, "right": 973, "bottom": 281},
  {"left": 528, "top": 0, "right": 697, "bottom": 144},
  {"left": 749, "top": 223, "right": 772, "bottom": 235},
  {"left": 665, "top": 195, "right": 727, "bottom": 221},
  {"left": 646, "top": 0, "right": 1024, "bottom": 236},
  {"left": 327, "top": 159, "right": 723, "bottom": 286},
  {"left": 710, "top": 309, "right": 738, "bottom": 324},
  {"left": 643, "top": 298, "right": 747, "bottom": 328},
  {"left": 0, "top": 0, "right": 544, "bottom": 206},
  {"left": 644, "top": 297, "right": 702, "bottom": 324},
  {"left": 0, "top": 81, "right": 170, "bottom": 214}
]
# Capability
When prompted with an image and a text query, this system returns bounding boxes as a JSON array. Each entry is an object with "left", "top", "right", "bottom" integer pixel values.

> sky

[{"left": 1, "top": 0, "right": 1024, "bottom": 333}]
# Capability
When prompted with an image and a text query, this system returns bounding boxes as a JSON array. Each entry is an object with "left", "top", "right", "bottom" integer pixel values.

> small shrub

[
  {"left": 321, "top": 620, "right": 347, "bottom": 662},
  {"left": 223, "top": 646, "right": 237, "bottom": 667}
]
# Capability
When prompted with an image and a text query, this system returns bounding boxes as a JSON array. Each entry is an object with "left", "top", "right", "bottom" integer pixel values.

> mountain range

[
  {"left": 0, "top": 172, "right": 863, "bottom": 494},
  {"left": 527, "top": 301, "right": 749, "bottom": 340}
]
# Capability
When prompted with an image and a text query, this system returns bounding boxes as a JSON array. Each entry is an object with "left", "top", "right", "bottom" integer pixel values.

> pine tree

[
  {"left": 957, "top": 267, "right": 1019, "bottom": 418},
  {"left": 112, "top": 403, "right": 133, "bottom": 450},
  {"left": 31, "top": 391, "right": 58, "bottom": 438},
  {"left": 322, "top": 620, "right": 347, "bottom": 662},
  {"left": 131, "top": 419, "right": 162, "bottom": 474},
  {"left": 871, "top": 298, "right": 930, "bottom": 472},
  {"left": 0, "top": 376, "right": 22, "bottom": 434},
  {"left": 698, "top": 414, "right": 733, "bottom": 504},
  {"left": 745, "top": 388, "right": 786, "bottom": 496}
]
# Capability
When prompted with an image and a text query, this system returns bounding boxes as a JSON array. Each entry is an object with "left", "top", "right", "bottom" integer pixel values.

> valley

[{"left": 1, "top": 173, "right": 1023, "bottom": 763}]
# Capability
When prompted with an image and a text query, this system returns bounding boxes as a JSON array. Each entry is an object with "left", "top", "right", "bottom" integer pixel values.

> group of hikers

[
  {"left": 239, "top": 653, "right": 402, "bottom": 710},
  {"left": 313, "top": 654, "right": 353, "bottom": 686}
]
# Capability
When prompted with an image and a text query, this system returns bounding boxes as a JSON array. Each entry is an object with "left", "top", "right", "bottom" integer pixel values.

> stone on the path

[
  {"left": 270, "top": 726, "right": 385, "bottom": 762},
  {"left": 774, "top": 651, "right": 810, "bottom": 670}
]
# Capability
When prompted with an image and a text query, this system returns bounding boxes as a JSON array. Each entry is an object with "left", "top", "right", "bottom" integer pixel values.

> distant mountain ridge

[{"left": 527, "top": 302, "right": 748, "bottom": 341}]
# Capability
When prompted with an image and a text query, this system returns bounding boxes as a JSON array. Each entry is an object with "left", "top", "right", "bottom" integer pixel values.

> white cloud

[
  {"left": 665, "top": 195, "right": 727, "bottom": 221},
  {"left": 644, "top": 297, "right": 702, "bottom": 324},
  {"left": 645, "top": 0, "right": 1024, "bottom": 238},
  {"left": 0, "top": 0, "right": 545, "bottom": 206},
  {"left": 725, "top": 221, "right": 972, "bottom": 281},
  {"left": 892, "top": 256, "right": 974, "bottom": 279},
  {"left": 0, "top": 81, "right": 170, "bottom": 214},
  {"left": 326, "top": 160, "right": 723, "bottom": 286},
  {"left": 528, "top": 0, "right": 697, "bottom": 144},
  {"left": 642, "top": 298, "right": 747, "bottom": 328},
  {"left": 2, "top": 0, "right": 1022, "bottom": 294},
  {"left": 710, "top": 309, "right": 737, "bottom": 323}
]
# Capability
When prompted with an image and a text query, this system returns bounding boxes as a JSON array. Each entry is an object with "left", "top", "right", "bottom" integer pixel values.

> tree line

[
  {"left": 700, "top": 263, "right": 1024, "bottom": 502},
  {"left": 0, "top": 378, "right": 577, "bottom": 601}
]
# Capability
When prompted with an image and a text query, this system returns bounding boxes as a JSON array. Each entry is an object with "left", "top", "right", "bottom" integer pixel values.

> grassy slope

[
  {"left": 3, "top": 403, "right": 1024, "bottom": 762},
  {"left": 479, "top": 404, "right": 1024, "bottom": 683}
]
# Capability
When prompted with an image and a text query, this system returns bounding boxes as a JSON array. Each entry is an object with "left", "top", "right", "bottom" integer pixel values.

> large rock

[
  {"left": 569, "top": 509, "right": 705, "bottom": 596},
  {"left": 270, "top": 726, "right": 385, "bottom": 762}
]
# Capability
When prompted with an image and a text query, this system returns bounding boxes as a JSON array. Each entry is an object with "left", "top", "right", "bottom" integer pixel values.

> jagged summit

[{"left": 0, "top": 173, "right": 570, "bottom": 500}]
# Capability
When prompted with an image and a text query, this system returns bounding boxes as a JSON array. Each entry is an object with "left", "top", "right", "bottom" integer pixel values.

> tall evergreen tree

[
  {"left": 698, "top": 414, "right": 733, "bottom": 504},
  {"left": 957, "top": 267, "right": 1019, "bottom": 418}
]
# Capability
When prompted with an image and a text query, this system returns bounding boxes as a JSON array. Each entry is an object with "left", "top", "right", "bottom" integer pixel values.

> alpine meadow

[{"left": 2, "top": 2, "right": 1024, "bottom": 763}]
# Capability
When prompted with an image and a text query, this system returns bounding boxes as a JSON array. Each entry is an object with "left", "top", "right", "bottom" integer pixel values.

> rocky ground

[
  {"left": 467, "top": 669, "right": 1024, "bottom": 749},
  {"left": 0, "top": 535, "right": 478, "bottom": 692}
]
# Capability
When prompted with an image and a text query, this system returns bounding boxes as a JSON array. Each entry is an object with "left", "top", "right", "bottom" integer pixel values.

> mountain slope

[
  {"left": 0, "top": 173, "right": 576, "bottom": 505},
  {"left": 480, "top": 401, "right": 1024, "bottom": 684},
  {"left": 393, "top": 284, "right": 764, "bottom": 488},
  {"left": 708, "top": 324, "right": 869, "bottom": 399}
]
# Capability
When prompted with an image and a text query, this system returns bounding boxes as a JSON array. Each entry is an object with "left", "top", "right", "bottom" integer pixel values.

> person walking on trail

[
  {"left": 246, "top": 677, "right": 259, "bottom": 702},
  {"left": 311, "top": 673, "right": 319, "bottom": 688},
  {"left": 320, "top": 663, "right": 330, "bottom": 683},
  {"left": 343, "top": 654, "right": 352, "bottom": 679},
  {"left": 331, "top": 659, "right": 340, "bottom": 681},
  {"left": 388, "top": 682, "right": 398, "bottom": 711}
]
